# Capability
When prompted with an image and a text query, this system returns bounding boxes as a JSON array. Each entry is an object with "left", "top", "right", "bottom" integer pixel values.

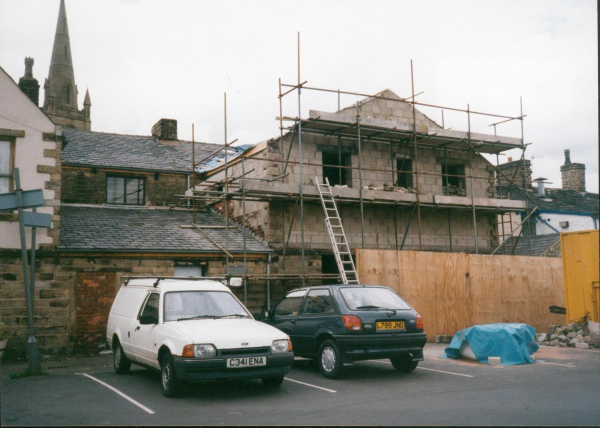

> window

[
  {"left": 139, "top": 293, "right": 160, "bottom": 320},
  {"left": 303, "top": 289, "right": 336, "bottom": 315},
  {"left": 396, "top": 158, "right": 413, "bottom": 188},
  {"left": 442, "top": 164, "right": 466, "bottom": 194},
  {"left": 65, "top": 84, "right": 71, "bottom": 104},
  {"left": 321, "top": 255, "right": 339, "bottom": 285},
  {"left": 273, "top": 289, "right": 307, "bottom": 316},
  {"left": 340, "top": 287, "right": 412, "bottom": 311},
  {"left": 106, "top": 176, "right": 145, "bottom": 205},
  {"left": 163, "top": 291, "right": 249, "bottom": 321},
  {"left": 322, "top": 151, "right": 352, "bottom": 187},
  {"left": 0, "top": 139, "right": 14, "bottom": 193},
  {"left": 174, "top": 262, "right": 205, "bottom": 277}
]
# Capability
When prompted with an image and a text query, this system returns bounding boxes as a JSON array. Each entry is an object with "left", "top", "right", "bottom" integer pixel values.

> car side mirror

[{"left": 139, "top": 314, "right": 158, "bottom": 325}]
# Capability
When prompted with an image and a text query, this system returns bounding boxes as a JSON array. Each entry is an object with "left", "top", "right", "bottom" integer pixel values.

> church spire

[
  {"left": 43, "top": 0, "right": 91, "bottom": 130},
  {"left": 44, "top": 0, "right": 77, "bottom": 110}
]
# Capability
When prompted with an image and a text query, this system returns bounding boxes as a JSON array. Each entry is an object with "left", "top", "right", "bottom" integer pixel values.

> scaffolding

[{"left": 176, "top": 33, "right": 538, "bottom": 305}]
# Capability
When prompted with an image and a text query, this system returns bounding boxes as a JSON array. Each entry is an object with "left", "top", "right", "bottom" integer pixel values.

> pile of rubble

[{"left": 536, "top": 321, "right": 600, "bottom": 349}]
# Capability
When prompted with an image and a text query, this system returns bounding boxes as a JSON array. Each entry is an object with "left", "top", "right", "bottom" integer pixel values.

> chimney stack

[
  {"left": 498, "top": 158, "right": 532, "bottom": 189},
  {"left": 560, "top": 149, "right": 585, "bottom": 191},
  {"left": 18, "top": 57, "right": 40, "bottom": 106},
  {"left": 151, "top": 119, "right": 178, "bottom": 140}
]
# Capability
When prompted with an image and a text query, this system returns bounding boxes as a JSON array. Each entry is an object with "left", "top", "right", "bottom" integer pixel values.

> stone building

[
  {"left": 42, "top": 0, "right": 91, "bottom": 131},
  {"left": 194, "top": 90, "right": 527, "bottom": 278}
]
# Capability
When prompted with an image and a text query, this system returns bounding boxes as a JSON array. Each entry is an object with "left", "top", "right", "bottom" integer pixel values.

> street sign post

[{"left": 1, "top": 168, "right": 43, "bottom": 372}]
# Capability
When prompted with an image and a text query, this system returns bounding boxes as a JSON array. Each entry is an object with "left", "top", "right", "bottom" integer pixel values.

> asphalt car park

[{"left": 2, "top": 344, "right": 599, "bottom": 426}]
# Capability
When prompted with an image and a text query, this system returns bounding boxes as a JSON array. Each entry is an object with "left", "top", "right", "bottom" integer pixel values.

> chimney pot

[
  {"left": 564, "top": 149, "right": 571, "bottom": 165},
  {"left": 18, "top": 57, "right": 40, "bottom": 106},
  {"left": 151, "top": 119, "right": 178, "bottom": 140}
]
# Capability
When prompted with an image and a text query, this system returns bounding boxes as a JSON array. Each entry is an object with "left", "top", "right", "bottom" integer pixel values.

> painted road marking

[
  {"left": 77, "top": 373, "right": 155, "bottom": 414},
  {"left": 538, "top": 361, "right": 576, "bottom": 368},
  {"left": 284, "top": 377, "right": 337, "bottom": 393},
  {"left": 370, "top": 360, "right": 474, "bottom": 378}
]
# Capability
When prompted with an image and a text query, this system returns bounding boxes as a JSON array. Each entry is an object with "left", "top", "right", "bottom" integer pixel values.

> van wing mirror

[
  {"left": 229, "top": 277, "right": 243, "bottom": 287},
  {"left": 139, "top": 314, "right": 158, "bottom": 325}
]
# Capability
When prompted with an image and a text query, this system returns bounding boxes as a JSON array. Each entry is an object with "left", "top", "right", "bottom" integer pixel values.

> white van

[{"left": 106, "top": 277, "right": 294, "bottom": 397}]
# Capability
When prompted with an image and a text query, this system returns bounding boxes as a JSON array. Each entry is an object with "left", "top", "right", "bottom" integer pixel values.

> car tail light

[
  {"left": 416, "top": 314, "right": 424, "bottom": 330},
  {"left": 342, "top": 315, "right": 363, "bottom": 331},
  {"left": 182, "top": 344, "right": 194, "bottom": 358}
]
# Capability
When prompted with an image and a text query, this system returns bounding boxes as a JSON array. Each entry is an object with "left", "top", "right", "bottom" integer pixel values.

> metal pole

[
  {"left": 467, "top": 104, "right": 478, "bottom": 254},
  {"left": 447, "top": 210, "right": 453, "bottom": 252},
  {"left": 266, "top": 253, "right": 272, "bottom": 310},
  {"left": 298, "top": 32, "right": 305, "bottom": 286},
  {"left": 491, "top": 207, "right": 538, "bottom": 255},
  {"left": 401, "top": 204, "right": 417, "bottom": 250},
  {"left": 14, "top": 169, "right": 41, "bottom": 372},
  {"left": 411, "top": 60, "right": 423, "bottom": 250},
  {"left": 30, "top": 207, "right": 37, "bottom": 316},
  {"left": 520, "top": 96, "right": 532, "bottom": 256},
  {"left": 357, "top": 101, "right": 364, "bottom": 248},
  {"left": 242, "top": 157, "right": 247, "bottom": 305},
  {"left": 394, "top": 203, "right": 399, "bottom": 251},
  {"left": 224, "top": 92, "right": 230, "bottom": 272}
]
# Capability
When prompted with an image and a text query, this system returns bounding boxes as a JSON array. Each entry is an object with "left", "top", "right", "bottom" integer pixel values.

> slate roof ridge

[{"left": 62, "top": 126, "right": 219, "bottom": 147}]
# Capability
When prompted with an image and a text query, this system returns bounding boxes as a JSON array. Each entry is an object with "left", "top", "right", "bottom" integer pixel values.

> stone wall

[
  {"left": 560, "top": 163, "right": 586, "bottom": 192},
  {"left": 61, "top": 167, "right": 188, "bottom": 207}
]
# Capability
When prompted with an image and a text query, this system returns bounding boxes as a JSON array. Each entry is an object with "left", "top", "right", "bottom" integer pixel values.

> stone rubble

[{"left": 536, "top": 321, "right": 599, "bottom": 349}]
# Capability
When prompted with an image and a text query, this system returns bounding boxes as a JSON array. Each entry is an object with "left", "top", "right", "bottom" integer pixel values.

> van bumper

[{"left": 172, "top": 353, "right": 294, "bottom": 382}]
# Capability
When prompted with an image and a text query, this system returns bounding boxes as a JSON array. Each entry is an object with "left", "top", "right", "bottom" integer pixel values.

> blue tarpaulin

[{"left": 444, "top": 323, "right": 539, "bottom": 365}]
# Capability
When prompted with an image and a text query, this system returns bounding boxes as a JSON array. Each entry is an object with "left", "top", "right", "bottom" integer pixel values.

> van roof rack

[{"left": 123, "top": 276, "right": 228, "bottom": 287}]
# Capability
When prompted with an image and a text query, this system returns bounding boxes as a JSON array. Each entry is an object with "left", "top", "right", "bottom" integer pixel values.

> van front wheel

[
  {"left": 114, "top": 343, "right": 131, "bottom": 374},
  {"left": 161, "top": 353, "right": 181, "bottom": 397}
]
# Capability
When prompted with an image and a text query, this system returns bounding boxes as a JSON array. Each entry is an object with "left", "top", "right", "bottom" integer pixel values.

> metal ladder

[{"left": 315, "top": 177, "right": 360, "bottom": 284}]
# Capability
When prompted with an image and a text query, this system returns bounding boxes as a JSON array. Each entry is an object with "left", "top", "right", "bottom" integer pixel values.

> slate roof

[
  {"left": 61, "top": 128, "right": 240, "bottom": 173},
  {"left": 58, "top": 205, "right": 271, "bottom": 254},
  {"left": 496, "top": 233, "right": 560, "bottom": 257},
  {"left": 498, "top": 187, "right": 599, "bottom": 215}
]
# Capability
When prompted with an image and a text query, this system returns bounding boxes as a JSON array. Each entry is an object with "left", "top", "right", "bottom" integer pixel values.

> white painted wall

[
  {"left": 536, "top": 212, "right": 598, "bottom": 235},
  {"left": 0, "top": 67, "right": 57, "bottom": 249}
]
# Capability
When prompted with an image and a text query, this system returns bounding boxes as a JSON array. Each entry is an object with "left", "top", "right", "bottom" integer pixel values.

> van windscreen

[{"left": 164, "top": 291, "right": 250, "bottom": 321}]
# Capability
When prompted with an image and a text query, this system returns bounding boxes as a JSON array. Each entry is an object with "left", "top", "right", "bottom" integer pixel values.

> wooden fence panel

[{"left": 356, "top": 249, "right": 566, "bottom": 341}]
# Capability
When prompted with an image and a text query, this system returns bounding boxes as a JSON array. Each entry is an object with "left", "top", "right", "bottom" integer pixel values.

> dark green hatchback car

[{"left": 262, "top": 284, "right": 426, "bottom": 378}]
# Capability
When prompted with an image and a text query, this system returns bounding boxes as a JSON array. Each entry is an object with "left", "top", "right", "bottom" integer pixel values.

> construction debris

[{"left": 536, "top": 320, "right": 599, "bottom": 349}]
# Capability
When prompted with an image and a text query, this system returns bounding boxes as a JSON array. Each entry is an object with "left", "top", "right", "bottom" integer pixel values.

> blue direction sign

[
  {"left": 23, "top": 211, "right": 52, "bottom": 229},
  {"left": 0, "top": 189, "right": 44, "bottom": 211}
]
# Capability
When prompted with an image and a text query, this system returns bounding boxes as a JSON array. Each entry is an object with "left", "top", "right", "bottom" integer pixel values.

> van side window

[
  {"left": 139, "top": 293, "right": 160, "bottom": 320},
  {"left": 273, "top": 290, "right": 307, "bottom": 316},
  {"left": 303, "top": 289, "right": 335, "bottom": 315}
]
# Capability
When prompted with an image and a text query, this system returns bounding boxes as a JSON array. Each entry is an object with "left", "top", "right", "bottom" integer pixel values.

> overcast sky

[{"left": 1, "top": 0, "right": 598, "bottom": 192}]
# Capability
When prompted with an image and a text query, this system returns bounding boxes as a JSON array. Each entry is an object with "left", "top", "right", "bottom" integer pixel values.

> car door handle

[{"left": 135, "top": 326, "right": 140, "bottom": 331}]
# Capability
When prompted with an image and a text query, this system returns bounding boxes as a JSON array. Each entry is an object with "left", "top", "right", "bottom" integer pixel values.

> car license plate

[
  {"left": 376, "top": 321, "right": 405, "bottom": 331},
  {"left": 226, "top": 356, "right": 267, "bottom": 368}
]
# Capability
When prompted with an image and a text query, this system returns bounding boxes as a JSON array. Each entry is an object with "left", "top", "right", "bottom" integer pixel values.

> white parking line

[
  {"left": 538, "top": 361, "right": 576, "bottom": 368},
  {"left": 77, "top": 373, "right": 155, "bottom": 414},
  {"left": 284, "top": 377, "right": 337, "bottom": 393},
  {"left": 369, "top": 360, "right": 473, "bottom": 378}
]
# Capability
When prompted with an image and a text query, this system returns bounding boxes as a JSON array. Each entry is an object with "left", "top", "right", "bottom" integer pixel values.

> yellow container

[{"left": 560, "top": 229, "right": 600, "bottom": 322}]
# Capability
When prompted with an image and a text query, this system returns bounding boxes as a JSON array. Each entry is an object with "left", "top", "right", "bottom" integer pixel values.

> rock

[
  {"left": 435, "top": 335, "right": 445, "bottom": 343},
  {"left": 568, "top": 338, "right": 579, "bottom": 347},
  {"left": 575, "top": 343, "right": 590, "bottom": 349},
  {"left": 583, "top": 336, "right": 593, "bottom": 344},
  {"left": 548, "top": 325, "right": 557, "bottom": 334},
  {"left": 567, "top": 332, "right": 577, "bottom": 339},
  {"left": 536, "top": 333, "right": 548, "bottom": 342},
  {"left": 576, "top": 335, "right": 585, "bottom": 343},
  {"left": 541, "top": 341, "right": 550, "bottom": 346},
  {"left": 550, "top": 339, "right": 560, "bottom": 346},
  {"left": 559, "top": 342, "right": 568, "bottom": 347},
  {"left": 488, "top": 357, "right": 501, "bottom": 365},
  {"left": 592, "top": 338, "right": 600, "bottom": 348},
  {"left": 558, "top": 335, "right": 568, "bottom": 342},
  {"left": 550, "top": 334, "right": 559, "bottom": 340}
]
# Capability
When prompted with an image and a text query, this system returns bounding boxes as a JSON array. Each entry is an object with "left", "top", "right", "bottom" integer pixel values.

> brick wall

[
  {"left": 62, "top": 167, "right": 188, "bottom": 206},
  {"left": 75, "top": 272, "right": 116, "bottom": 350}
]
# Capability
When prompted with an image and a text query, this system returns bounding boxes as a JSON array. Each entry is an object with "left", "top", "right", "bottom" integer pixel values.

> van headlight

[
  {"left": 271, "top": 339, "right": 292, "bottom": 353},
  {"left": 194, "top": 344, "right": 217, "bottom": 358}
]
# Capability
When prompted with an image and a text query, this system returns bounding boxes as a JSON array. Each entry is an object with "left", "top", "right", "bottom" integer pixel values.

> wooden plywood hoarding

[{"left": 356, "top": 250, "right": 566, "bottom": 341}]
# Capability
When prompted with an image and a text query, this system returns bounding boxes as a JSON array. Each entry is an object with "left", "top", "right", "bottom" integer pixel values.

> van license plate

[
  {"left": 227, "top": 356, "right": 266, "bottom": 368},
  {"left": 376, "top": 321, "right": 405, "bottom": 331}
]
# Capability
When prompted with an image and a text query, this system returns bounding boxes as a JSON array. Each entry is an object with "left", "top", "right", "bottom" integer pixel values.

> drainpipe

[{"left": 266, "top": 253, "right": 272, "bottom": 310}]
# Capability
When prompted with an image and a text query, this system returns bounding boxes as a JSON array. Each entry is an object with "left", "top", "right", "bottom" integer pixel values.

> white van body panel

[{"left": 106, "top": 278, "right": 289, "bottom": 370}]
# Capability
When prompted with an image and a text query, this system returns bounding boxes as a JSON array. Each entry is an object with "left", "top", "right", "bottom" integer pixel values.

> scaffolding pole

[{"left": 411, "top": 60, "right": 423, "bottom": 250}]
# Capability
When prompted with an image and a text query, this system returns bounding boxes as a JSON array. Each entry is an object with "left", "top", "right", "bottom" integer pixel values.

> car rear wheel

[
  {"left": 161, "top": 353, "right": 181, "bottom": 397},
  {"left": 390, "top": 355, "right": 419, "bottom": 372},
  {"left": 262, "top": 375, "right": 284, "bottom": 387},
  {"left": 318, "top": 340, "right": 344, "bottom": 379},
  {"left": 113, "top": 342, "right": 131, "bottom": 374}
]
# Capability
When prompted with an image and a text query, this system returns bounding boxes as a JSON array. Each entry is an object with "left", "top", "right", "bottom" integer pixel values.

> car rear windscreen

[{"left": 340, "top": 287, "right": 411, "bottom": 310}]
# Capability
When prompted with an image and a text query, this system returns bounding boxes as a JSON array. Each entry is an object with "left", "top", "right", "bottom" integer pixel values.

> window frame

[
  {"left": 301, "top": 288, "right": 339, "bottom": 317},
  {"left": 321, "top": 151, "right": 352, "bottom": 188},
  {"left": 441, "top": 164, "right": 466, "bottom": 191},
  {"left": 105, "top": 175, "right": 146, "bottom": 206},
  {"left": 162, "top": 290, "right": 251, "bottom": 322},
  {"left": 0, "top": 137, "right": 16, "bottom": 193},
  {"left": 272, "top": 289, "right": 307, "bottom": 317},
  {"left": 138, "top": 292, "right": 160, "bottom": 321},
  {"left": 396, "top": 158, "right": 413, "bottom": 189}
]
